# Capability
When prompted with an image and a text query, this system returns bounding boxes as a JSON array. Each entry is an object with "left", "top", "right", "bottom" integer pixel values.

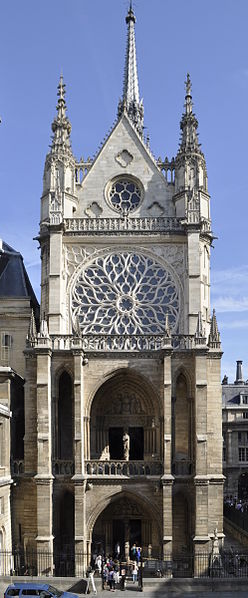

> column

[
  {"left": 161, "top": 351, "right": 173, "bottom": 560},
  {"left": 35, "top": 345, "right": 54, "bottom": 575},
  {"left": 193, "top": 351, "right": 209, "bottom": 568},
  {"left": 72, "top": 350, "right": 87, "bottom": 573}
]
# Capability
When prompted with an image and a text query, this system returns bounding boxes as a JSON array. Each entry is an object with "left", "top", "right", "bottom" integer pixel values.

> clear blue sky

[{"left": 1, "top": 0, "right": 247, "bottom": 381}]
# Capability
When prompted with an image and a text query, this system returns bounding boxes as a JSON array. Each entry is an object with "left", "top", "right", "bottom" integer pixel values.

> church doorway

[
  {"left": 89, "top": 370, "right": 160, "bottom": 462},
  {"left": 92, "top": 493, "right": 157, "bottom": 559}
]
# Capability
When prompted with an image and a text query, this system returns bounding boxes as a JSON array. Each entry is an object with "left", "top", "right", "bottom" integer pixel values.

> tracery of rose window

[{"left": 71, "top": 252, "right": 179, "bottom": 335}]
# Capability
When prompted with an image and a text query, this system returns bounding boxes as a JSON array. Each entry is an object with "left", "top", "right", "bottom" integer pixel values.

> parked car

[{"left": 4, "top": 583, "right": 79, "bottom": 598}]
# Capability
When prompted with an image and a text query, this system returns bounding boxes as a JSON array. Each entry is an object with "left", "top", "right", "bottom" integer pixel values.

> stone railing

[
  {"left": 27, "top": 334, "right": 208, "bottom": 352},
  {"left": 52, "top": 460, "right": 74, "bottom": 476},
  {"left": 85, "top": 460, "right": 163, "bottom": 477},
  {"left": 11, "top": 460, "right": 24, "bottom": 475},
  {"left": 64, "top": 216, "right": 183, "bottom": 234},
  {"left": 172, "top": 459, "right": 194, "bottom": 476}
]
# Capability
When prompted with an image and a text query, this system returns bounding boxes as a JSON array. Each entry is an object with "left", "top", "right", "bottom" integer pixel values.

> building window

[
  {"left": 243, "top": 412, "right": 248, "bottom": 419},
  {"left": 238, "top": 432, "right": 242, "bottom": 442},
  {"left": 241, "top": 396, "right": 248, "bottom": 404},
  {"left": 1, "top": 333, "right": 12, "bottom": 365},
  {"left": 239, "top": 447, "right": 246, "bottom": 461}
]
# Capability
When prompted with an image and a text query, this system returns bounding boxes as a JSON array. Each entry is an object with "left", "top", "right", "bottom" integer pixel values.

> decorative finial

[
  {"left": 177, "top": 73, "right": 201, "bottom": 155},
  {"left": 126, "top": 0, "right": 136, "bottom": 23},
  {"left": 185, "top": 73, "right": 192, "bottom": 97},
  {"left": 50, "top": 74, "right": 73, "bottom": 156},
  {"left": 208, "top": 309, "right": 221, "bottom": 349}
]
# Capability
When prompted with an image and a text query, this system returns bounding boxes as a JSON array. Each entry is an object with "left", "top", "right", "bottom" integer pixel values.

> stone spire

[
  {"left": 51, "top": 74, "right": 73, "bottom": 157},
  {"left": 208, "top": 309, "right": 221, "bottom": 349},
  {"left": 27, "top": 308, "right": 37, "bottom": 342},
  {"left": 178, "top": 74, "right": 202, "bottom": 155},
  {"left": 118, "top": 2, "right": 144, "bottom": 136}
]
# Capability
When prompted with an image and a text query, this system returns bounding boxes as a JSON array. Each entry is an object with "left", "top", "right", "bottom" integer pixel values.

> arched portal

[
  {"left": 238, "top": 472, "right": 248, "bottom": 500},
  {"left": 89, "top": 370, "right": 160, "bottom": 462},
  {"left": 91, "top": 492, "right": 160, "bottom": 559}
]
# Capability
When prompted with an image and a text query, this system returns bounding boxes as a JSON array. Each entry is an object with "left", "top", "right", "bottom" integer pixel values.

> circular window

[
  {"left": 71, "top": 251, "right": 179, "bottom": 335},
  {"left": 106, "top": 176, "right": 143, "bottom": 214}
]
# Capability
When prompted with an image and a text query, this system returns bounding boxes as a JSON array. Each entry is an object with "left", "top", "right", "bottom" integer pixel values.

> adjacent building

[
  {"left": 0, "top": 240, "right": 39, "bottom": 567},
  {"left": 222, "top": 360, "right": 248, "bottom": 500}
]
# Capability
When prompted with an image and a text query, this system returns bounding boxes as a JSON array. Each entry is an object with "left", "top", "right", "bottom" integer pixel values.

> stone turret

[
  {"left": 41, "top": 75, "right": 77, "bottom": 225},
  {"left": 118, "top": 2, "right": 144, "bottom": 136},
  {"left": 174, "top": 74, "right": 210, "bottom": 225}
]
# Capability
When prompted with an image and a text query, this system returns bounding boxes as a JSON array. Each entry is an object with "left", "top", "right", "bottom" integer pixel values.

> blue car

[{"left": 4, "top": 583, "right": 79, "bottom": 598}]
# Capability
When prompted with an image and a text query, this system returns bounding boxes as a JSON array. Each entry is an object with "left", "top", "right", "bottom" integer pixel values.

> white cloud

[
  {"left": 211, "top": 265, "right": 248, "bottom": 313},
  {"left": 219, "top": 319, "right": 248, "bottom": 329}
]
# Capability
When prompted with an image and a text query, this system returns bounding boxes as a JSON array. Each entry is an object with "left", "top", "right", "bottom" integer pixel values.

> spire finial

[
  {"left": 185, "top": 72, "right": 192, "bottom": 98},
  {"left": 177, "top": 73, "right": 201, "bottom": 155},
  {"left": 118, "top": 4, "right": 144, "bottom": 136},
  {"left": 50, "top": 74, "right": 73, "bottom": 157},
  {"left": 208, "top": 309, "right": 221, "bottom": 349}
]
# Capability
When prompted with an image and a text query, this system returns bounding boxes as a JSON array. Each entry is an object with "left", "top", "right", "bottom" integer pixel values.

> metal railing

[{"left": 1, "top": 548, "right": 248, "bottom": 578}]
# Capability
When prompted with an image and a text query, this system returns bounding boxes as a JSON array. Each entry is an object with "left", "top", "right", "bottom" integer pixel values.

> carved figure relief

[{"left": 105, "top": 393, "right": 144, "bottom": 415}]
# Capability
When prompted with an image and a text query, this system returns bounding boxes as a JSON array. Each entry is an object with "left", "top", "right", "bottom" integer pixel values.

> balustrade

[
  {"left": 64, "top": 216, "right": 183, "bottom": 234},
  {"left": 85, "top": 460, "right": 163, "bottom": 477},
  {"left": 52, "top": 460, "right": 74, "bottom": 476},
  {"left": 172, "top": 459, "right": 194, "bottom": 476},
  {"left": 27, "top": 334, "right": 207, "bottom": 352},
  {"left": 11, "top": 460, "right": 24, "bottom": 475}
]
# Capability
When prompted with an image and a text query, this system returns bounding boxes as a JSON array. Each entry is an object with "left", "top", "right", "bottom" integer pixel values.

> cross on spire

[{"left": 118, "top": 3, "right": 144, "bottom": 136}]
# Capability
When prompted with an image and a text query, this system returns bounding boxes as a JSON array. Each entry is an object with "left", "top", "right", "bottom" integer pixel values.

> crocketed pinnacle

[
  {"left": 209, "top": 309, "right": 221, "bottom": 346},
  {"left": 118, "top": 3, "right": 144, "bottom": 136},
  {"left": 27, "top": 308, "right": 37, "bottom": 341},
  {"left": 51, "top": 74, "right": 73, "bottom": 156},
  {"left": 178, "top": 73, "right": 201, "bottom": 155}
]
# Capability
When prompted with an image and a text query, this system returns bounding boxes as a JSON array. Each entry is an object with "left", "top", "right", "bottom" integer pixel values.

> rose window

[
  {"left": 71, "top": 252, "right": 179, "bottom": 335},
  {"left": 108, "top": 177, "right": 142, "bottom": 213}
]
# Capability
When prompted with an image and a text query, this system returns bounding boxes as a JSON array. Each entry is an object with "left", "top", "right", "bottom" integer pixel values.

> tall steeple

[
  {"left": 177, "top": 74, "right": 202, "bottom": 155},
  {"left": 51, "top": 74, "right": 73, "bottom": 157},
  {"left": 118, "top": 2, "right": 144, "bottom": 136}
]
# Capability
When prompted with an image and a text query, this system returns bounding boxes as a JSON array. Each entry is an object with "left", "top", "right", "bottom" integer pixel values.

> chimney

[{"left": 235, "top": 360, "right": 244, "bottom": 384}]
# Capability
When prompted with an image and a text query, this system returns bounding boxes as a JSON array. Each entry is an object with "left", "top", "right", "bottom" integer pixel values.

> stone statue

[{"left": 123, "top": 429, "right": 130, "bottom": 461}]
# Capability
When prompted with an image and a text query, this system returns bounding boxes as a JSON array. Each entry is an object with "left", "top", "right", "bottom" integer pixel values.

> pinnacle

[
  {"left": 50, "top": 74, "right": 73, "bottom": 158},
  {"left": 177, "top": 73, "right": 202, "bottom": 156}
]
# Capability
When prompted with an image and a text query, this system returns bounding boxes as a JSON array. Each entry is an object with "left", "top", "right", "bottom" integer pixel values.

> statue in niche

[{"left": 123, "top": 429, "right": 130, "bottom": 461}]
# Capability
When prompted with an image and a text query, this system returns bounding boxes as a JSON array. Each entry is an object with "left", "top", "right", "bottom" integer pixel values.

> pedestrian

[
  {"left": 120, "top": 565, "right": 126, "bottom": 591},
  {"left": 86, "top": 565, "right": 97, "bottom": 595},
  {"left": 132, "top": 561, "right": 138, "bottom": 583}
]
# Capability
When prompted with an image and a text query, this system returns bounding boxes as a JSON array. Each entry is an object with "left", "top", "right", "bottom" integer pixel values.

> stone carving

[
  {"left": 123, "top": 429, "right": 130, "bottom": 461},
  {"left": 111, "top": 499, "right": 142, "bottom": 517},
  {"left": 147, "top": 201, "right": 164, "bottom": 216},
  {"left": 71, "top": 251, "right": 179, "bottom": 335},
  {"left": 106, "top": 393, "right": 144, "bottom": 415},
  {"left": 85, "top": 202, "right": 103, "bottom": 218},
  {"left": 115, "top": 149, "right": 133, "bottom": 168}
]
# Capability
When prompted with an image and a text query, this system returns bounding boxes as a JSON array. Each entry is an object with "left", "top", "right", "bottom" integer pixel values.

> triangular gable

[{"left": 76, "top": 114, "right": 174, "bottom": 218}]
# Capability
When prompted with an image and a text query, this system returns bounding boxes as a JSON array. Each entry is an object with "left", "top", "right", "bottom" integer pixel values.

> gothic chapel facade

[{"left": 12, "top": 5, "right": 224, "bottom": 574}]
